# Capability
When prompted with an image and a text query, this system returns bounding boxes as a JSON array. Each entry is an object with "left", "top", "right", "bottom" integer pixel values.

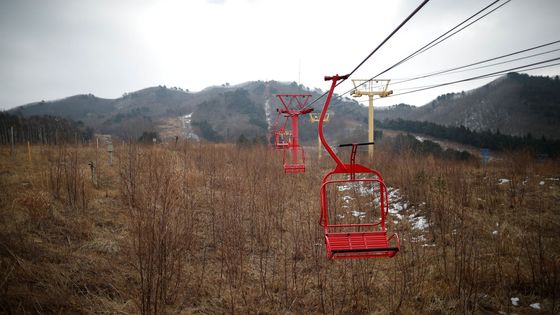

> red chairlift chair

[
  {"left": 318, "top": 74, "right": 400, "bottom": 259},
  {"left": 274, "top": 128, "right": 290, "bottom": 150},
  {"left": 270, "top": 110, "right": 291, "bottom": 150}
]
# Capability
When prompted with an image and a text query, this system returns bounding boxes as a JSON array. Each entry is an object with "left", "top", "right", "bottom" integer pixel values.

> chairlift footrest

[{"left": 339, "top": 141, "right": 375, "bottom": 147}]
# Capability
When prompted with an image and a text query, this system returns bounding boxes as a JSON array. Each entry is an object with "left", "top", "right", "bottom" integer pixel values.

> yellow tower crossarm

[
  {"left": 310, "top": 112, "right": 329, "bottom": 123},
  {"left": 350, "top": 79, "right": 393, "bottom": 159},
  {"left": 350, "top": 79, "right": 393, "bottom": 97}
]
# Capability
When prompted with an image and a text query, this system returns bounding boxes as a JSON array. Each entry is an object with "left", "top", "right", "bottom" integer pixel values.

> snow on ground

[
  {"left": 181, "top": 113, "right": 199, "bottom": 140},
  {"left": 530, "top": 302, "right": 541, "bottom": 310},
  {"left": 510, "top": 297, "right": 519, "bottom": 306},
  {"left": 336, "top": 182, "right": 431, "bottom": 242},
  {"left": 351, "top": 210, "right": 366, "bottom": 219},
  {"left": 264, "top": 99, "right": 273, "bottom": 130},
  {"left": 498, "top": 178, "right": 511, "bottom": 185},
  {"left": 411, "top": 216, "right": 429, "bottom": 230}
]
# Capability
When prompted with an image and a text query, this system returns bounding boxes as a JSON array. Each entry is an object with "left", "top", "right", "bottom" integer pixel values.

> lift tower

[
  {"left": 350, "top": 79, "right": 392, "bottom": 158},
  {"left": 277, "top": 94, "right": 313, "bottom": 173}
]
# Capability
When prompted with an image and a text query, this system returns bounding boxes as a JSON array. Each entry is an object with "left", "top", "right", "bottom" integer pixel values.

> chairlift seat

[
  {"left": 283, "top": 146, "right": 306, "bottom": 174},
  {"left": 325, "top": 231, "right": 399, "bottom": 259},
  {"left": 283, "top": 163, "right": 305, "bottom": 173}
]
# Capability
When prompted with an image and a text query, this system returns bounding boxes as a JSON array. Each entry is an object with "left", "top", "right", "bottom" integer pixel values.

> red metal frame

[
  {"left": 276, "top": 94, "right": 313, "bottom": 173},
  {"left": 318, "top": 74, "right": 400, "bottom": 259}
]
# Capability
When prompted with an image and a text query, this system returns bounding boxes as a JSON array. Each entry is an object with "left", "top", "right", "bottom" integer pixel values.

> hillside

[
  {"left": 377, "top": 73, "right": 560, "bottom": 139},
  {"left": 10, "top": 82, "right": 368, "bottom": 143},
  {"left": 1, "top": 143, "right": 559, "bottom": 313},
  {"left": 9, "top": 72, "right": 560, "bottom": 143}
]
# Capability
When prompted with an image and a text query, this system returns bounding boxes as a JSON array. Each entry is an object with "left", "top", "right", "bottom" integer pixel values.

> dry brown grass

[{"left": 0, "top": 142, "right": 558, "bottom": 314}]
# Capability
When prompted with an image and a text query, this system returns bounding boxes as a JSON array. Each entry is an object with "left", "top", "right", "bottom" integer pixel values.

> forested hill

[
  {"left": 8, "top": 73, "right": 560, "bottom": 143},
  {"left": 377, "top": 73, "right": 560, "bottom": 140},
  {"left": 8, "top": 81, "right": 368, "bottom": 143}
]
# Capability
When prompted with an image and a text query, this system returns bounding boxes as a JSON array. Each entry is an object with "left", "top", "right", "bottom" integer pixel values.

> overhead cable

[
  {"left": 391, "top": 39, "right": 560, "bottom": 86},
  {"left": 303, "top": 0, "right": 430, "bottom": 110},
  {"left": 385, "top": 57, "right": 560, "bottom": 98}
]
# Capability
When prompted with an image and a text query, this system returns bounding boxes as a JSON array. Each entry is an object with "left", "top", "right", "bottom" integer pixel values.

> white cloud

[{"left": 1, "top": 0, "right": 559, "bottom": 109}]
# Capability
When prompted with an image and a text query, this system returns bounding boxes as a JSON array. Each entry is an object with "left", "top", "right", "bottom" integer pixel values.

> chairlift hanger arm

[{"left": 318, "top": 74, "right": 350, "bottom": 169}]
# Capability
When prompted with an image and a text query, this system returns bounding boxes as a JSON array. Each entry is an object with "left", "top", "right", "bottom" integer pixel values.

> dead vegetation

[{"left": 0, "top": 141, "right": 559, "bottom": 314}]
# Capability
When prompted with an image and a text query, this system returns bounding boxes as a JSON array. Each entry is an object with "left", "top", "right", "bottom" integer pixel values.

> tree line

[
  {"left": 0, "top": 112, "right": 94, "bottom": 145},
  {"left": 378, "top": 118, "right": 560, "bottom": 157}
]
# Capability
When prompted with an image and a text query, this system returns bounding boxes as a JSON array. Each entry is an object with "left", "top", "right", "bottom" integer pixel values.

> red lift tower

[{"left": 276, "top": 94, "right": 313, "bottom": 173}]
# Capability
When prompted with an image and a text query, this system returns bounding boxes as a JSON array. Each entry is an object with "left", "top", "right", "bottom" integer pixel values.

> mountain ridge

[
  {"left": 8, "top": 73, "right": 560, "bottom": 142},
  {"left": 377, "top": 73, "right": 560, "bottom": 139}
]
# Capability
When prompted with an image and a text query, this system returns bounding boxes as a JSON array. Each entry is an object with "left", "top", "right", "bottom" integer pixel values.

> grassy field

[{"left": 0, "top": 141, "right": 559, "bottom": 314}]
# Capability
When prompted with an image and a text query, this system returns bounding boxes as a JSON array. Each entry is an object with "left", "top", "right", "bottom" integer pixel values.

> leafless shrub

[
  {"left": 119, "top": 145, "right": 194, "bottom": 315},
  {"left": 46, "top": 146, "right": 89, "bottom": 210}
]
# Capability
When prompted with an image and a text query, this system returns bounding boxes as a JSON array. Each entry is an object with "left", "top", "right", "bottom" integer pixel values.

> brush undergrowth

[{"left": 0, "top": 142, "right": 558, "bottom": 314}]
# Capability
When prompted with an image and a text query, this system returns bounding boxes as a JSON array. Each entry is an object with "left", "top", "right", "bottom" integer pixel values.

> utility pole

[
  {"left": 351, "top": 79, "right": 392, "bottom": 159},
  {"left": 10, "top": 126, "right": 14, "bottom": 157}
]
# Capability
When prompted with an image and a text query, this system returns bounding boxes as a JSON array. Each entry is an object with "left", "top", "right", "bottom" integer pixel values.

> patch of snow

[
  {"left": 492, "top": 230, "right": 498, "bottom": 235},
  {"left": 498, "top": 178, "right": 511, "bottom": 185},
  {"left": 264, "top": 99, "right": 273, "bottom": 130},
  {"left": 351, "top": 210, "right": 366, "bottom": 219},
  {"left": 422, "top": 243, "right": 436, "bottom": 247},
  {"left": 415, "top": 136, "right": 425, "bottom": 142},
  {"left": 358, "top": 185, "right": 374, "bottom": 196},
  {"left": 390, "top": 201, "right": 405, "bottom": 213},
  {"left": 411, "top": 215, "right": 429, "bottom": 230},
  {"left": 342, "top": 195, "right": 354, "bottom": 203},
  {"left": 388, "top": 188, "right": 400, "bottom": 201},
  {"left": 181, "top": 113, "right": 199, "bottom": 140},
  {"left": 510, "top": 297, "right": 519, "bottom": 306},
  {"left": 539, "top": 181, "right": 545, "bottom": 185},
  {"left": 412, "top": 235, "right": 427, "bottom": 242},
  {"left": 546, "top": 177, "right": 559, "bottom": 181},
  {"left": 529, "top": 303, "right": 540, "bottom": 310},
  {"left": 338, "top": 185, "right": 352, "bottom": 192}
]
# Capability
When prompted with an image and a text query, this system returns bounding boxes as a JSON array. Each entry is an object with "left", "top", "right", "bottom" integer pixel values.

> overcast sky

[{"left": 1, "top": 0, "right": 559, "bottom": 110}]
